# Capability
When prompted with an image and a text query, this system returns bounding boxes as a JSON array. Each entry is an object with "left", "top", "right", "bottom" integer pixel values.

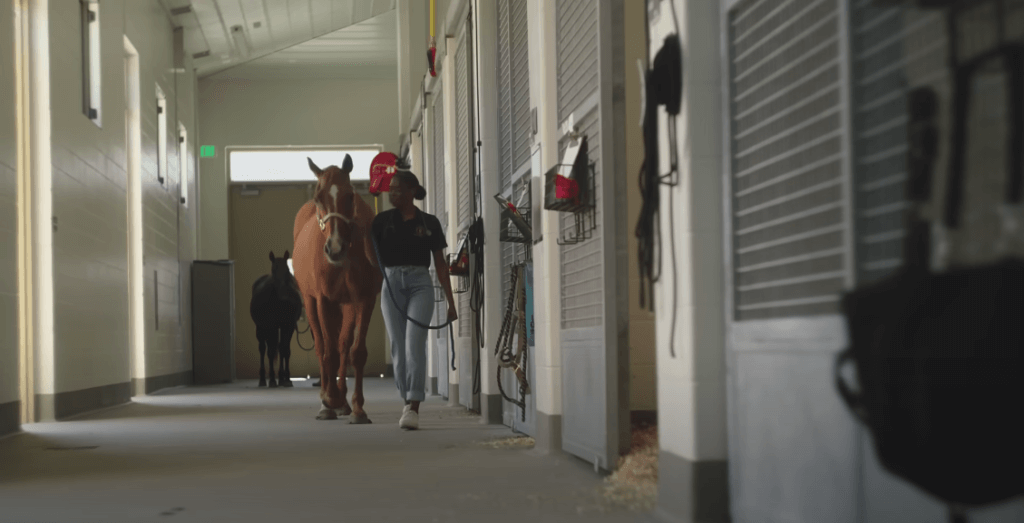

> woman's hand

[{"left": 447, "top": 298, "right": 458, "bottom": 322}]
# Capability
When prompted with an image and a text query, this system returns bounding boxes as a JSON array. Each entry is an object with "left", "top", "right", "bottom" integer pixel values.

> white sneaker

[{"left": 400, "top": 404, "right": 419, "bottom": 430}]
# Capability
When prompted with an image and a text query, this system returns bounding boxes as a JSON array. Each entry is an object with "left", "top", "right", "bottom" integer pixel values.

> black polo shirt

[{"left": 371, "top": 208, "right": 448, "bottom": 268}]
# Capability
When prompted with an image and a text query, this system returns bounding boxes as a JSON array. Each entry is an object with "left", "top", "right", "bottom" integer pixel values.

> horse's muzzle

[{"left": 323, "top": 238, "right": 350, "bottom": 267}]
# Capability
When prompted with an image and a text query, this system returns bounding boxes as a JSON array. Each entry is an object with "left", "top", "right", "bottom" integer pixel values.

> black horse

[{"left": 250, "top": 250, "right": 303, "bottom": 388}]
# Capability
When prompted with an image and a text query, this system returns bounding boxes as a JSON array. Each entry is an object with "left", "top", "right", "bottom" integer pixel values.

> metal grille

[
  {"left": 728, "top": 0, "right": 847, "bottom": 321},
  {"left": 455, "top": 31, "right": 472, "bottom": 338},
  {"left": 511, "top": 0, "right": 531, "bottom": 169},
  {"left": 456, "top": 37, "right": 471, "bottom": 228},
  {"left": 558, "top": 116, "right": 603, "bottom": 330},
  {"left": 556, "top": 0, "right": 602, "bottom": 330},
  {"left": 556, "top": 0, "right": 599, "bottom": 122},
  {"left": 850, "top": 0, "right": 947, "bottom": 285},
  {"left": 498, "top": 0, "right": 513, "bottom": 195}
]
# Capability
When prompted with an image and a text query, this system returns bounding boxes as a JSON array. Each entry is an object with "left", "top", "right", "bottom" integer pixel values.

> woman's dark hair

[{"left": 393, "top": 170, "right": 427, "bottom": 200}]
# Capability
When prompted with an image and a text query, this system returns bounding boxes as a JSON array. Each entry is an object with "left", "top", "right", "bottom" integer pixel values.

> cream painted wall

[
  {"left": 197, "top": 77, "right": 399, "bottom": 262},
  {"left": 0, "top": 1, "right": 18, "bottom": 408},
  {"left": 624, "top": 0, "right": 656, "bottom": 412},
  {"left": 48, "top": 0, "right": 198, "bottom": 394}
]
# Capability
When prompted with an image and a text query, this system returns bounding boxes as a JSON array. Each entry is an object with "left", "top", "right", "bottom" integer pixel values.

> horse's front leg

[
  {"left": 257, "top": 328, "right": 268, "bottom": 387},
  {"left": 334, "top": 305, "right": 355, "bottom": 418},
  {"left": 267, "top": 329, "right": 279, "bottom": 388},
  {"left": 349, "top": 297, "right": 375, "bottom": 424},
  {"left": 278, "top": 324, "right": 294, "bottom": 388},
  {"left": 315, "top": 298, "right": 349, "bottom": 415}
]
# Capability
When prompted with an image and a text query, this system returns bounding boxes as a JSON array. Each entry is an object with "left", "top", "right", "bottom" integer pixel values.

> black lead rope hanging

[{"left": 636, "top": 3, "right": 683, "bottom": 357}]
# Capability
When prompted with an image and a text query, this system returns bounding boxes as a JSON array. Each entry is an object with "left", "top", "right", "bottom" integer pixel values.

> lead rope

[{"left": 495, "top": 265, "right": 530, "bottom": 416}]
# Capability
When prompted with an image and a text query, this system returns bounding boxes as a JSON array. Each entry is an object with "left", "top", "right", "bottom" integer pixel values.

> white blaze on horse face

[
  {"left": 323, "top": 182, "right": 347, "bottom": 264},
  {"left": 329, "top": 184, "right": 339, "bottom": 209}
]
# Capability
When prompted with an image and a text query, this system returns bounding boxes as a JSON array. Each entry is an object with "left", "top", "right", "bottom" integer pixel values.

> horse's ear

[
  {"left": 342, "top": 154, "right": 353, "bottom": 173},
  {"left": 269, "top": 251, "right": 275, "bottom": 262},
  {"left": 308, "top": 157, "right": 323, "bottom": 177},
  {"left": 283, "top": 250, "right": 290, "bottom": 260}
]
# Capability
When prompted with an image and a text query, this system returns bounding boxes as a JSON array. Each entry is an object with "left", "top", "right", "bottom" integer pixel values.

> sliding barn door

[
  {"left": 555, "top": 0, "right": 628, "bottom": 472},
  {"left": 723, "top": 0, "right": 858, "bottom": 520}
]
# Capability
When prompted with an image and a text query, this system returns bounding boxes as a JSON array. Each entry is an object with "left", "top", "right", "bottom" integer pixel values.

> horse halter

[{"left": 316, "top": 209, "right": 351, "bottom": 231}]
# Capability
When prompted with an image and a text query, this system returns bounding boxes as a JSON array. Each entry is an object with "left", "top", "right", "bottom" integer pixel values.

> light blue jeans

[{"left": 380, "top": 266, "right": 435, "bottom": 402}]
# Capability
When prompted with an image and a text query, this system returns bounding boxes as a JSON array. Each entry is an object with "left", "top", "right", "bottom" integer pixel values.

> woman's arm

[
  {"left": 433, "top": 249, "right": 458, "bottom": 321},
  {"left": 433, "top": 249, "right": 455, "bottom": 304}
]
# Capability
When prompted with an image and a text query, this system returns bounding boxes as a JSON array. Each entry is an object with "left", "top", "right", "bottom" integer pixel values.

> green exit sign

[{"left": 200, "top": 145, "right": 216, "bottom": 158}]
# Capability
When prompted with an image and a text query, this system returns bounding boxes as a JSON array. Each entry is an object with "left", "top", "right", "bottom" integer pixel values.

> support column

[
  {"left": 472, "top": 0, "right": 502, "bottom": 425},
  {"left": 26, "top": 0, "right": 55, "bottom": 421},
  {"left": 526, "top": 0, "right": 562, "bottom": 454},
  {"left": 650, "top": 1, "right": 730, "bottom": 522},
  {"left": 397, "top": 0, "right": 429, "bottom": 146},
  {"left": 420, "top": 104, "right": 441, "bottom": 397}
]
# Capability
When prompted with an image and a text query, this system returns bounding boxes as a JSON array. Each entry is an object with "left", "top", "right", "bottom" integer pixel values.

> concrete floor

[{"left": 0, "top": 378, "right": 646, "bottom": 523}]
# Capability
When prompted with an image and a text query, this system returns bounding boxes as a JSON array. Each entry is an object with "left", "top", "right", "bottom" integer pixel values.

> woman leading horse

[{"left": 371, "top": 170, "right": 458, "bottom": 430}]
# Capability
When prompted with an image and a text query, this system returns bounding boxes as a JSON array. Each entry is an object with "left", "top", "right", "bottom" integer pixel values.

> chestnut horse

[{"left": 292, "top": 155, "right": 382, "bottom": 424}]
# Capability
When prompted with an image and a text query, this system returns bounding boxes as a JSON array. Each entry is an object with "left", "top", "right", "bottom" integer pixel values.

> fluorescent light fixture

[{"left": 228, "top": 149, "right": 381, "bottom": 183}]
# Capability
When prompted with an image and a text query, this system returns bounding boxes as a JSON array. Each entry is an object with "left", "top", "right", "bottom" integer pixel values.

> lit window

[
  {"left": 228, "top": 149, "right": 382, "bottom": 183},
  {"left": 156, "top": 86, "right": 167, "bottom": 186},
  {"left": 178, "top": 123, "right": 188, "bottom": 206},
  {"left": 81, "top": 0, "right": 101, "bottom": 125}
]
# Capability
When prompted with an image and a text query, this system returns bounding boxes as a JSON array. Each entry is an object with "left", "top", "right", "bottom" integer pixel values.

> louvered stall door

[
  {"left": 455, "top": 28, "right": 472, "bottom": 342},
  {"left": 724, "top": 0, "right": 859, "bottom": 521},
  {"left": 496, "top": 0, "right": 536, "bottom": 435},
  {"left": 847, "top": 2, "right": 1024, "bottom": 521},
  {"left": 556, "top": 0, "right": 622, "bottom": 472},
  {"left": 454, "top": 22, "right": 477, "bottom": 409},
  {"left": 729, "top": 0, "right": 849, "bottom": 321},
  {"left": 432, "top": 85, "right": 449, "bottom": 399},
  {"left": 851, "top": 0, "right": 947, "bottom": 286},
  {"left": 497, "top": 0, "right": 517, "bottom": 427}
]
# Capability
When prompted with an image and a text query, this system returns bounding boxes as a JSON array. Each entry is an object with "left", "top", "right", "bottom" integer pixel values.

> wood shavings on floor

[
  {"left": 475, "top": 436, "right": 536, "bottom": 449},
  {"left": 600, "top": 422, "right": 658, "bottom": 512}
]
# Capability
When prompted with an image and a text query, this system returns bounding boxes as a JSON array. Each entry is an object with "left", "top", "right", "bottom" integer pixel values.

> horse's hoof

[
  {"left": 316, "top": 405, "right": 338, "bottom": 420},
  {"left": 349, "top": 413, "right": 372, "bottom": 425},
  {"left": 258, "top": 379, "right": 267, "bottom": 387},
  {"left": 269, "top": 380, "right": 278, "bottom": 388},
  {"left": 336, "top": 404, "right": 353, "bottom": 417},
  {"left": 282, "top": 379, "right": 294, "bottom": 388}
]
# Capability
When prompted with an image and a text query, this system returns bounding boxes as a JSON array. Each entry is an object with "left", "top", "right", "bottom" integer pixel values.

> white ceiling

[{"left": 161, "top": 0, "right": 397, "bottom": 79}]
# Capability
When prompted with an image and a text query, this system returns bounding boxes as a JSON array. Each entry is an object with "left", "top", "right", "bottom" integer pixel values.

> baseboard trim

[
  {"left": 532, "top": 411, "right": 563, "bottom": 455},
  {"left": 446, "top": 383, "right": 460, "bottom": 407},
  {"left": 35, "top": 381, "right": 132, "bottom": 421},
  {"left": 631, "top": 410, "right": 658, "bottom": 425},
  {"left": 0, "top": 400, "right": 19, "bottom": 438},
  {"left": 133, "top": 371, "right": 194, "bottom": 396},
  {"left": 480, "top": 393, "right": 502, "bottom": 425},
  {"left": 655, "top": 451, "right": 731, "bottom": 523}
]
